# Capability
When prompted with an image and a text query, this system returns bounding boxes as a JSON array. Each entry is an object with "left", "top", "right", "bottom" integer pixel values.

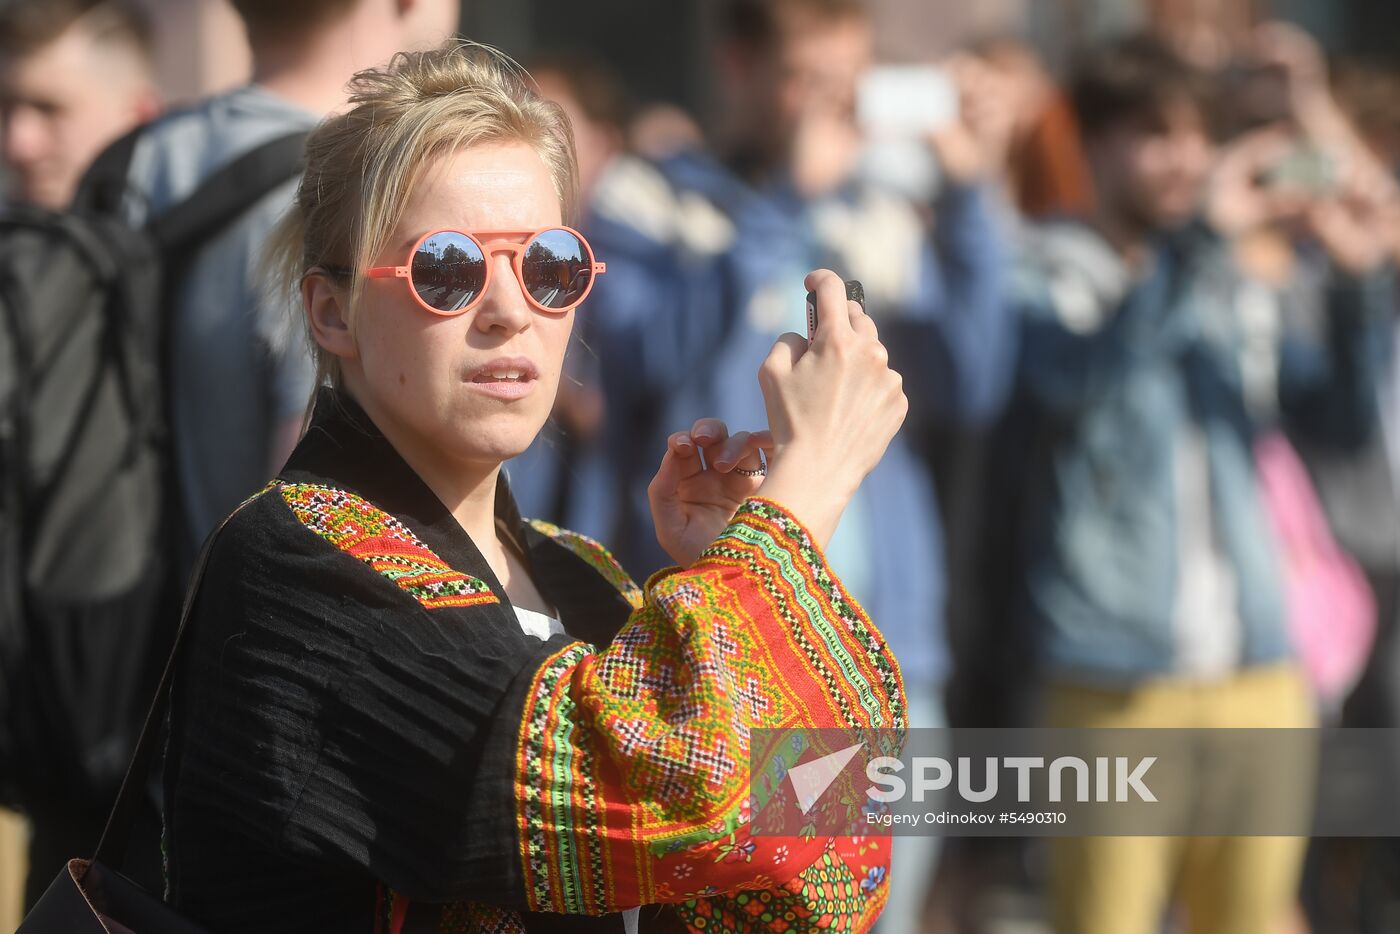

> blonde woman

[{"left": 162, "top": 43, "right": 907, "bottom": 933}]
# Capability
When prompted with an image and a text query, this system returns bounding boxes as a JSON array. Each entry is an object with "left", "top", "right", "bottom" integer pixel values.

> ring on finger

[{"left": 732, "top": 448, "right": 767, "bottom": 478}]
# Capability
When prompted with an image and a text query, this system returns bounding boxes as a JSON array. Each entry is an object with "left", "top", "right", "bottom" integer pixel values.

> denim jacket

[{"left": 1015, "top": 220, "right": 1392, "bottom": 683}]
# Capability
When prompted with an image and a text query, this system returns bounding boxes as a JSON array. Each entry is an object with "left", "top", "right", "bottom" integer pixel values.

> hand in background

[
  {"left": 1206, "top": 127, "right": 1312, "bottom": 236},
  {"left": 1253, "top": 20, "right": 1332, "bottom": 125},
  {"left": 930, "top": 53, "right": 1020, "bottom": 185},
  {"left": 1302, "top": 162, "right": 1400, "bottom": 275},
  {"left": 1208, "top": 40, "right": 1400, "bottom": 275}
]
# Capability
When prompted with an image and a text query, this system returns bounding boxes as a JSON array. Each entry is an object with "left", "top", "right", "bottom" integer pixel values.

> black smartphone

[{"left": 806, "top": 279, "right": 865, "bottom": 340}]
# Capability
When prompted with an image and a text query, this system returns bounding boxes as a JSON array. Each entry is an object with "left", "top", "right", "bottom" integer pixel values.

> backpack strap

[
  {"left": 70, "top": 125, "right": 145, "bottom": 217},
  {"left": 148, "top": 130, "right": 310, "bottom": 255},
  {"left": 72, "top": 126, "right": 309, "bottom": 249}
]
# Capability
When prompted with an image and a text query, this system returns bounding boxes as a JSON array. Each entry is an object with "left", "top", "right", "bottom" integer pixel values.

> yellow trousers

[
  {"left": 0, "top": 809, "right": 27, "bottom": 930},
  {"left": 1046, "top": 664, "right": 1314, "bottom": 934}
]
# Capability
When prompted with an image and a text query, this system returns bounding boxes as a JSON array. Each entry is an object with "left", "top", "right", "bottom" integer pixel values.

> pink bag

[{"left": 1255, "top": 431, "right": 1376, "bottom": 704}]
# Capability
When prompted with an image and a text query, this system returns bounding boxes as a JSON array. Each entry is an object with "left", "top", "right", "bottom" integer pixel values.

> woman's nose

[{"left": 473, "top": 253, "right": 532, "bottom": 335}]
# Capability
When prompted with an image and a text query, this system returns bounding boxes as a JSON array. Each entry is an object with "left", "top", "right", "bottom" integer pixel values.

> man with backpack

[
  {"left": 1, "top": 0, "right": 458, "bottom": 907},
  {"left": 111, "top": 0, "right": 460, "bottom": 572},
  {"left": 0, "top": 0, "right": 161, "bottom": 918}
]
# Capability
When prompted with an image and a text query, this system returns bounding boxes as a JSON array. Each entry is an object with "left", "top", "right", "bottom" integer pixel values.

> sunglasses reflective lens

[
  {"left": 411, "top": 231, "right": 486, "bottom": 312},
  {"left": 523, "top": 229, "right": 592, "bottom": 309}
]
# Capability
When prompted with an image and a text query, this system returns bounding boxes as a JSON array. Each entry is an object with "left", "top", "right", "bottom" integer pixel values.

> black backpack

[{"left": 0, "top": 129, "right": 309, "bottom": 816}]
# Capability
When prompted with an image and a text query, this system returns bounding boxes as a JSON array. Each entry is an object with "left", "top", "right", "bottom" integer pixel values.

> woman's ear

[{"left": 303, "top": 271, "right": 358, "bottom": 362}]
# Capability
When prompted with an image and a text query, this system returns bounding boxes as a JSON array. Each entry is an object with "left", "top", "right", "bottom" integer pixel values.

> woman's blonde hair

[{"left": 265, "top": 40, "right": 578, "bottom": 395}]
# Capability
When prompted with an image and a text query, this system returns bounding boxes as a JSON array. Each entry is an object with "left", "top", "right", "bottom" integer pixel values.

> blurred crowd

[{"left": 4, "top": 0, "right": 1400, "bottom": 932}]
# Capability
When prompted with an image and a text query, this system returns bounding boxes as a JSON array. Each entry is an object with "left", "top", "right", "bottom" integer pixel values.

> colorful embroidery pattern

[
  {"left": 374, "top": 886, "right": 526, "bottom": 934},
  {"left": 675, "top": 845, "right": 889, "bottom": 933},
  {"left": 528, "top": 518, "right": 644, "bottom": 609},
  {"left": 514, "top": 497, "right": 903, "bottom": 930},
  {"left": 703, "top": 498, "right": 905, "bottom": 733},
  {"left": 599, "top": 583, "right": 786, "bottom": 848},
  {"left": 437, "top": 902, "right": 526, "bottom": 934},
  {"left": 519, "top": 642, "right": 597, "bottom": 913},
  {"left": 278, "top": 483, "right": 497, "bottom": 609}
]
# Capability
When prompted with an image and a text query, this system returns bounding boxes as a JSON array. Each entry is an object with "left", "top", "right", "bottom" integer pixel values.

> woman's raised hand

[
  {"left": 646, "top": 269, "right": 907, "bottom": 566},
  {"left": 648, "top": 418, "right": 774, "bottom": 568},
  {"left": 755, "top": 269, "right": 908, "bottom": 548}
]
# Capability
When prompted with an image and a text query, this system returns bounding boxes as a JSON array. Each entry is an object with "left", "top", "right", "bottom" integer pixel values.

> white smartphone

[{"left": 857, "top": 66, "right": 959, "bottom": 136}]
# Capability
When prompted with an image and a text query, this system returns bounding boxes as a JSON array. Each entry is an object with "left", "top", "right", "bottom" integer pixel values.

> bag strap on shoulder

[
  {"left": 71, "top": 126, "right": 145, "bottom": 218},
  {"left": 93, "top": 486, "right": 277, "bottom": 868},
  {"left": 72, "top": 125, "right": 309, "bottom": 254},
  {"left": 149, "top": 130, "right": 310, "bottom": 254}
]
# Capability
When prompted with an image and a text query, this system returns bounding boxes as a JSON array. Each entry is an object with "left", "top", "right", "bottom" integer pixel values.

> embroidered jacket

[{"left": 162, "top": 390, "right": 906, "bottom": 934}]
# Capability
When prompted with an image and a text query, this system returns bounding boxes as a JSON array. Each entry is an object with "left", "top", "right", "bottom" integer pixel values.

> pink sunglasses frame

[{"left": 365, "top": 226, "right": 607, "bottom": 316}]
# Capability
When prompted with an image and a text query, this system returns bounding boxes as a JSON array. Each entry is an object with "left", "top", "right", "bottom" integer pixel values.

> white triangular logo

[{"left": 787, "top": 742, "right": 865, "bottom": 814}]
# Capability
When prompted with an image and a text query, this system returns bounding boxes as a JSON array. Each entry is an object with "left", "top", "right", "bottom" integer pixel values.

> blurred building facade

[
  {"left": 132, "top": 0, "right": 1397, "bottom": 117},
  {"left": 122, "top": 0, "right": 1400, "bottom": 124}
]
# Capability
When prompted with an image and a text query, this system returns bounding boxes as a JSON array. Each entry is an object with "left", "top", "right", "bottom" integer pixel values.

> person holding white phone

[{"left": 1014, "top": 35, "right": 1395, "bottom": 934}]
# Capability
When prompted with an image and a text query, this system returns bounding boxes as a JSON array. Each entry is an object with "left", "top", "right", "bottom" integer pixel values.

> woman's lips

[{"left": 464, "top": 356, "right": 539, "bottom": 400}]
